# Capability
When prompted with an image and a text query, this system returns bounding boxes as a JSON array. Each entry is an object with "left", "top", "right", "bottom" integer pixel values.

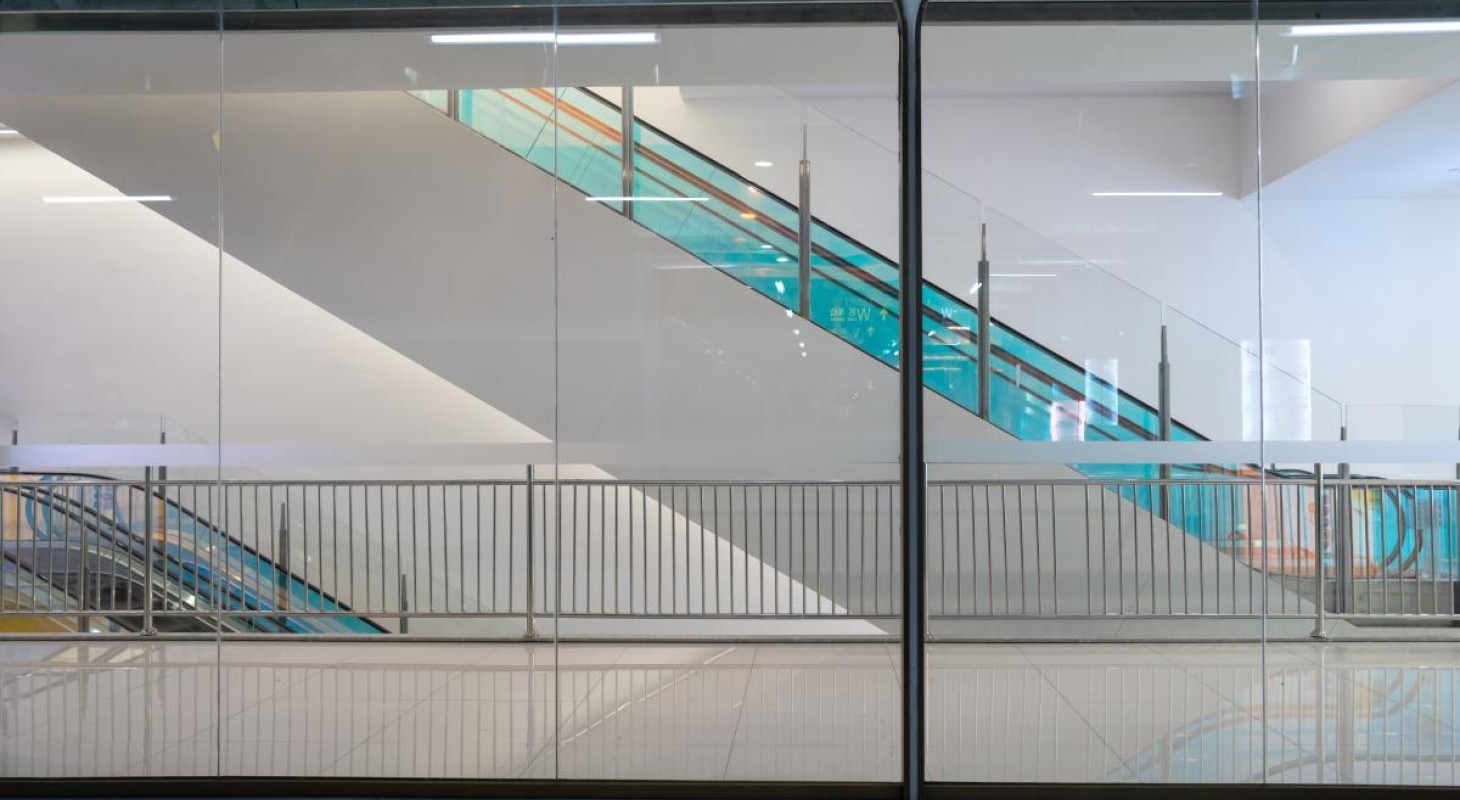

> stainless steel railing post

[
  {"left": 798, "top": 118, "right": 813, "bottom": 320},
  {"left": 524, "top": 464, "right": 538, "bottom": 639},
  {"left": 1336, "top": 423, "right": 1353, "bottom": 614},
  {"left": 277, "top": 502, "right": 290, "bottom": 613},
  {"left": 976, "top": 223, "right": 991, "bottom": 421},
  {"left": 141, "top": 466, "right": 156, "bottom": 636},
  {"left": 621, "top": 87, "right": 636, "bottom": 222},
  {"left": 1157, "top": 323, "right": 1172, "bottom": 520},
  {"left": 399, "top": 572, "right": 409, "bottom": 635},
  {"left": 76, "top": 485, "right": 88, "bottom": 632},
  {"left": 1312, "top": 464, "right": 1329, "bottom": 640}
]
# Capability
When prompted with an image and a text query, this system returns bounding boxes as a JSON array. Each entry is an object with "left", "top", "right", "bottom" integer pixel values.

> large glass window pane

[
  {"left": 922, "top": 4, "right": 1271, "bottom": 784},
  {"left": 551, "top": 18, "right": 901, "bottom": 782},
  {"left": 1258, "top": 9, "right": 1460, "bottom": 786},
  {"left": 0, "top": 8, "right": 223, "bottom": 776},
  {"left": 215, "top": 10, "right": 558, "bottom": 778}
]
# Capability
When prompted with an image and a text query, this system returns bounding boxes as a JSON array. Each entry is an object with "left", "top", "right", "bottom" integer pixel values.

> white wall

[
  {"left": 0, "top": 135, "right": 546, "bottom": 473},
  {"left": 0, "top": 125, "right": 867, "bottom": 633}
]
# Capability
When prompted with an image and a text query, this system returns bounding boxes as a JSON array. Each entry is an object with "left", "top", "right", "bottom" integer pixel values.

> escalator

[
  {"left": 453, "top": 86, "right": 1205, "bottom": 457},
  {"left": 423, "top": 87, "right": 1243, "bottom": 539},
  {"left": 1, "top": 474, "right": 384, "bottom": 634},
  {"left": 427, "top": 87, "right": 1458, "bottom": 598}
]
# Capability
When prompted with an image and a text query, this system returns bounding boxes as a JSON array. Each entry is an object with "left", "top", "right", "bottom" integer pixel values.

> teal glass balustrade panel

[
  {"left": 470, "top": 87, "right": 1202, "bottom": 454},
  {"left": 465, "top": 89, "right": 1208, "bottom": 473},
  {"left": 460, "top": 88, "right": 554, "bottom": 165},
  {"left": 411, "top": 89, "right": 449, "bottom": 114}
]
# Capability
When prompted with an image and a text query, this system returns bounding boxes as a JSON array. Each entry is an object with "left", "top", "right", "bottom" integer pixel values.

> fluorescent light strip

[
  {"left": 1092, "top": 191, "right": 1223, "bottom": 198},
  {"left": 0, "top": 129, "right": 19, "bottom": 136},
  {"left": 431, "top": 31, "right": 660, "bottom": 45},
  {"left": 43, "top": 195, "right": 173, "bottom": 204},
  {"left": 586, "top": 196, "right": 708, "bottom": 203},
  {"left": 993, "top": 273, "right": 1057, "bottom": 278},
  {"left": 1288, "top": 21, "right": 1460, "bottom": 37}
]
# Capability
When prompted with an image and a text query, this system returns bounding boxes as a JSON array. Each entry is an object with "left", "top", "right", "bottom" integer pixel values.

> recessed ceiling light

[
  {"left": 431, "top": 31, "right": 660, "bottom": 45},
  {"left": 1092, "top": 191, "right": 1223, "bottom": 198},
  {"left": 1288, "top": 21, "right": 1460, "bottom": 37},
  {"left": 753, "top": 161, "right": 773, "bottom": 168},
  {"left": 43, "top": 195, "right": 173, "bottom": 204},
  {"left": 560, "top": 32, "right": 659, "bottom": 45},
  {"left": 0, "top": 128, "right": 19, "bottom": 137}
]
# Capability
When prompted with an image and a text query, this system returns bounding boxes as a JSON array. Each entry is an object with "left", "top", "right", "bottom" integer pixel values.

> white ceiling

[{"left": 2, "top": 23, "right": 1458, "bottom": 98}]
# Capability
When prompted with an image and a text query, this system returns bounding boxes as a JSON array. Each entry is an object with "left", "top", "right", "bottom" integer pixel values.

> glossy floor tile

[{"left": 4, "top": 639, "right": 1460, "bottom": 784}]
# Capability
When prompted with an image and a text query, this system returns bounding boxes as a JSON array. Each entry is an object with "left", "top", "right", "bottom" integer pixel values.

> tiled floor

[{"left": 2, "top": 639, "right": 1459, "bottom": 784}]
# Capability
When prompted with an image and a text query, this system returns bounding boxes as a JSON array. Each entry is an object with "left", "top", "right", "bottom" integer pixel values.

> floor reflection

[{"left": 2, "top": 640, "right": 1459, "bottom": 784}]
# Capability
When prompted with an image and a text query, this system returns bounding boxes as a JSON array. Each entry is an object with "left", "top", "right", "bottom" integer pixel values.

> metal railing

[{"left": 2, "top": 473, "right": 1456, "bottom": 637}]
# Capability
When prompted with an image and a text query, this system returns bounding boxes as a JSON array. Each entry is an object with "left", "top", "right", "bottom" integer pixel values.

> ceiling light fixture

[
  {"left": 43, "top": 195, "right": 173, "bottom": 204},
  {"left": 753, "top": 161, "right": 773, "bottom": 168},
  {"left": 431, "top": 31, "right": 660, "bottom": 45},
  {"left": 1092, "top": 191, "right": 1223, "bottom": 198},
  {"left": 0, "top": 128, "right": 19, "bottom": 137},
  {"left": 1288, "top": 20, "right": 1460, "bottom": 37}
]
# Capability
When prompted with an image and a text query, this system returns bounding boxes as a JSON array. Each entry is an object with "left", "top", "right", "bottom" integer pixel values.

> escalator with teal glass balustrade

[
  {"left": 421, "top": 86, "right": 1241, "bottom": 541},
  {"left": 459, "top": 86, "right": 1205, "bottom": 459},
  {"left": 1, "top": 474, "right": 383, "bottom": 635},
  {"left": 418, "top": 86, "right": 1458, "bottom": 597}
]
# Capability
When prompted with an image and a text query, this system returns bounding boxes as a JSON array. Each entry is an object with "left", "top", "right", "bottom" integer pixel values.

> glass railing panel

[
  {"left": 411, "top": 89, "right": 449, "bottom": 114},
  {"left": 460, "top": 89, "right": 554, "bottom": 164},
  {"left": 451, "top": 86, "right": 1216, "bottom": 475}
]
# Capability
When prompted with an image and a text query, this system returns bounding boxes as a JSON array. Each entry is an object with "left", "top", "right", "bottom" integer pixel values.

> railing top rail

[
  {"left": 9, "top": 474, "right": 1460, "bottom": 491},
  {"left": 0, "top": 477, "right": 532, "bottom": 488}
]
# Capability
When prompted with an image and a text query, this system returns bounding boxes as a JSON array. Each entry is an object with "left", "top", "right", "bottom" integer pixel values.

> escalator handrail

[
  {"left": 6, "top": 482, "right": 285, "bottom": 625},
  {"left": 6, "top": 474, "right": 386, "bottom": 631}
]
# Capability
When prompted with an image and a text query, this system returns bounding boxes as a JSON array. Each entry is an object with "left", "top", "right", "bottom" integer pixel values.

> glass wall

[
  {"left": 3, "top": 0, "right": 1460, "bottom": 791},
  {"left": 920, "top": 5, "right": 1269, "bottom": 784},
  {"left": 0, "top": 0, "right": 905, "bottom": 784},
  {"left": 1255, "top": 10, "right": 1460, "bottom": 784},
  {"left": 0, "top": 9, "right": 225, "bottom": 772}
]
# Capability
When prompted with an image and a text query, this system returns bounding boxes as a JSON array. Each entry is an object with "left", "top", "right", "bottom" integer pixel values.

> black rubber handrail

[{"left": 6, "top": 474, "right": 386, "bottom": 632}]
